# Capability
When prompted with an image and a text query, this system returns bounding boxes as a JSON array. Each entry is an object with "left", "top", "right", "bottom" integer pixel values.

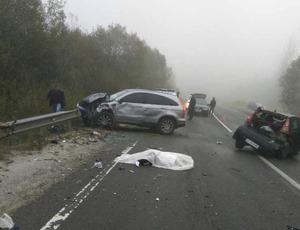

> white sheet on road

[{"left": 114, "top": 149, "right": 194, "bottom": 170}]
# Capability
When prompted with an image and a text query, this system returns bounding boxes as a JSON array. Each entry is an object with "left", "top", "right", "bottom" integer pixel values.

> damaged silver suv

[{"left": 77, "top": 89, "right": 186, "bottom": 135}]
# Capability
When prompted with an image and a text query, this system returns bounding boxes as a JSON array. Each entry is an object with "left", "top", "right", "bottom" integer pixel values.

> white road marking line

[
  {"left": 214, "top": 112, "right": 300, "bottom": 192},
  {"left": 41, "top": 141, "right": 138, "bottom": 230},
  {"left": 257, "top": 155, "right": 300, "bottom": 191},
  {"left": 212, "top": 112, "right": 232, "bottom": 133}
]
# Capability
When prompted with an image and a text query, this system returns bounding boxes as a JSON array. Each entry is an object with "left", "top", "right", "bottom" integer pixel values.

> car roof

[
  {"left": 192, "top": 93, "right": 206, "bottom": 99},
  {"left": 153, "top": 88, "right": 177, "bottom": 96},
  {"left": 258, "top": 109, "right": 300, "bottom": 118},
  {"left": 119, "top": 88, "right": 178, "bottom": 98}
]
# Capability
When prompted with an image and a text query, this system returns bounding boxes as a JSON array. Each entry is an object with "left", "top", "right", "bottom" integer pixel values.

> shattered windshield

[{"left": 108, "top": 90, "right": 129, "bottom": 101}]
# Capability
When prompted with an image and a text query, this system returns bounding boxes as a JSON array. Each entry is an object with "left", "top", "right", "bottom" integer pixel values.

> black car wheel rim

[
  {"left": 161, "top": 120, "right": 174, "bottom": 133},
  {"left": 98, "top": 114, "right": 112, "bottom": 126}
]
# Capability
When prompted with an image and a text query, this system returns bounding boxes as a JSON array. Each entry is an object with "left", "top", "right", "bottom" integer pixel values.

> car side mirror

[{"left": 117, "top": 99, "right": 123, "bottom": 104}]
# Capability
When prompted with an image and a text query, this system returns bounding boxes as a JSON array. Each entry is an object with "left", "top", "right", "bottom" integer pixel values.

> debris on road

[
  {"left": 92, "top": 131, "right": 101, "bottom": 136},
  {"left": 286, "top": 225, "right": 300, "bottom": 230},
  {"left": 114, "top": 149, "right": 194, "bottom": 170},
  {"left": 47, "top": 125, "right": 66, "bottom": 133},
  {"left": 216, "top": 141, "right": 223, "bottom": 145},
  {"left": 50, "top": 140, "right": 59, "bottom": 144},
  {"left": 93, "top": 160, "right": 103, "bottom": 169},
  {"left": 153, "top": 174, "right": 163, "bottom": 180}
]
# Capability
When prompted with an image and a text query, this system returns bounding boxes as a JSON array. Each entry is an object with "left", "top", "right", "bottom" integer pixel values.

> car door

[
  {"left": 143, "top": 93, "right": 177, "bottom": 124},
  {"left": 114, "top": 92, "right": 146, "bottom": 124}
]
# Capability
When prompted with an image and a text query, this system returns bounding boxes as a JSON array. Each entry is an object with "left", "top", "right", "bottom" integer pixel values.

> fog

[{"left": 65, "top": 0, "right": 300, "bottom": 109}]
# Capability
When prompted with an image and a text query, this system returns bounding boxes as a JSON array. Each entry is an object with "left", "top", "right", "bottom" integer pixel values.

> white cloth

[
  {"left": 0, "top": 213, "right": 14, "bottom": 229},
  {"left": 114, "top": 149, "right": 194, "bottom": 171}
]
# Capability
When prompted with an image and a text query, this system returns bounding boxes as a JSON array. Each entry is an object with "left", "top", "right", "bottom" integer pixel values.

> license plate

[{"left": 245, "top": 138, "right": 259, "bottom": 149}]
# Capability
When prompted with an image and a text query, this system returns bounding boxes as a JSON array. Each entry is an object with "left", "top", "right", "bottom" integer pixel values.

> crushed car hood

[{"left": 82, "top": 93, "right": 109, "bottom": 103}]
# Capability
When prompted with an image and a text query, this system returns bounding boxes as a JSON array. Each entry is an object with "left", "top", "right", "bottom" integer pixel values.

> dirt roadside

[{"left": 0, "top": 127, "right": 110, "bottom": 216}]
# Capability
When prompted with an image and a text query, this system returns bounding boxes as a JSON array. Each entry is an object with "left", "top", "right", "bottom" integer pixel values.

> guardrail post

[
  {"left": 40, "top": 127, "right": 45, "bottom": 136},
  {"left": 67, "top": 120, "right": 71, "bottom": 130}
]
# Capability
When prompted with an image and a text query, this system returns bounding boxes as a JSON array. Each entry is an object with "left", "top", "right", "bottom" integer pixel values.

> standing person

[
  {"left": 209, "top": 97, "right": 216, "bottom": 114},
  {"left": 46, "top": 86, "right": 66, "bottom": 112},
  {"left": 188, "top": 94, "right": 196, "bottom": 120}
]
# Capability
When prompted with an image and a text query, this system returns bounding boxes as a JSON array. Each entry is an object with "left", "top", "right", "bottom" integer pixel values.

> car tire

[
  {"left": 157, "top": 117, "right": 176, "bottom": 135},
  {"left": 235, "top": 138, "right": 245, "bottom": 149},
  {"left": 95, "top": 111, "right": 115, "bottom": 129},
  {"left": 276, "top": 142, "right": 290, "bottom": 159}
]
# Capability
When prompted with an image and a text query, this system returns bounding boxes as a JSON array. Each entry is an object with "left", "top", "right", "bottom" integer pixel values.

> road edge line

[
  {"left": 257, "top": 155, "right": 300, "bottom": 191},
  {"left": 41, "top": 141, "right": 138, "bottom": 230}
]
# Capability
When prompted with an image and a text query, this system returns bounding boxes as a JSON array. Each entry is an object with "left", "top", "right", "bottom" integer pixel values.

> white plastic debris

[
  {"left": 93, "top": 161, "right": 103, "bottom": 169},
  {"left": 114, "top": 149, "right": 194, "bottom": 171},
  {"left": 247, "top": 101, "right": 265, "bottom": 110},
  {"left": 92, "top": 131, "right": 101, "bottom": 136},
  {"left": 0, "top": 213, "right": 14, "bottom": 229}
]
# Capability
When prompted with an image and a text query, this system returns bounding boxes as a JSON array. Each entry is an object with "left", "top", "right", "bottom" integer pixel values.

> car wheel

[
  {"left": 157, "top": 117, "right": 176, "bottom": 135},
  {"left": 96, "top": 111, "right": 115, "bottom": 129},
  {"left": 235, "top": 138, "right": 245, "bottom": 149},
  {"left": 276, "top": 142, "right": 290, "bottom": 159}
]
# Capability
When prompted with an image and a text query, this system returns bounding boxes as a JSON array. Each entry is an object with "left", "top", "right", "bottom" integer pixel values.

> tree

[
  {"left": 0, "top": 0, "right": 47, "bottom": 118},
  {"left": 0, "top": 1, "right": 177, "bottom": 123},
  {"left": 280, "top": 57, "right": 300, "bottom": 114}
]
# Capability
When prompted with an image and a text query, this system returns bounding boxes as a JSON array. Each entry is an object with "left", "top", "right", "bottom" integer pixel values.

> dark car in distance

[
  {"left": 232, "top": 108, "right": 300, "bottom": 159},
  {"left": 185, "top": 93, "right": 210, "bottom": 117},
  {"left": 194, "top": 97, "right": 210, "bottom": 117}
]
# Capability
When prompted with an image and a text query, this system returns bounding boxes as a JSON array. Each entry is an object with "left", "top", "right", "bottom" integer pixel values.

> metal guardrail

[{"left": 0, "top": 109, "right": 80, "bottom": 139}]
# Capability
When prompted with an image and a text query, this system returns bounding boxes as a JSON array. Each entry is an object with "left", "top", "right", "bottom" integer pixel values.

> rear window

[
  {"left": 196, "top": 99, "right": 207, "bottom": 105},
  {"left": 258, "top": 111, "right": 286, "bottom": 123},
  {"left": 254, "top": 111, "right": 287, "bottom": 130},
  {"left": 145, "top": 93, "right": 178, "bottom": 106}
]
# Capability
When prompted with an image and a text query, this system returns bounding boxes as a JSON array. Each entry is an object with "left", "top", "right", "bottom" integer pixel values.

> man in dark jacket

[
  {"left": 209, "top": 97, "right": 216, "bottom": 114},
  {"left": 46, "top": 87, "right": 66, "bottom": 112},
  {"left": 188, "top": 94, "right": 196, "bottom": 120}
]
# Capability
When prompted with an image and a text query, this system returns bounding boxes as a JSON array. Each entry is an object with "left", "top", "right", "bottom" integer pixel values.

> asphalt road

[{"left": 13, "top": 104, "right": 300, "bottom": 230}]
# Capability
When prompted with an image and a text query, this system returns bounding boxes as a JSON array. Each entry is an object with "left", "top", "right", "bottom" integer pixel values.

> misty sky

[{"left": 64, "top": 0, "right": 300, "bottom": 105}]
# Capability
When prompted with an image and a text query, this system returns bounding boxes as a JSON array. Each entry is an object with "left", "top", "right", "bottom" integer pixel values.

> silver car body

[{"left": 97, "top": 89, "right": 186, "bottom": 128}]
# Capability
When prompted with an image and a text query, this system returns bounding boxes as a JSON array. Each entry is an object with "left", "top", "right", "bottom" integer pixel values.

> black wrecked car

[{"left": 232, "top": 108, "right": 300, "bottom": 159}]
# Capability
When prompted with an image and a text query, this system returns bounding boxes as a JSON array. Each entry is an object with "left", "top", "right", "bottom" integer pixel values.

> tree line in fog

[{"left": 0, "top": 0, "right": 175, "bottom": 121}]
